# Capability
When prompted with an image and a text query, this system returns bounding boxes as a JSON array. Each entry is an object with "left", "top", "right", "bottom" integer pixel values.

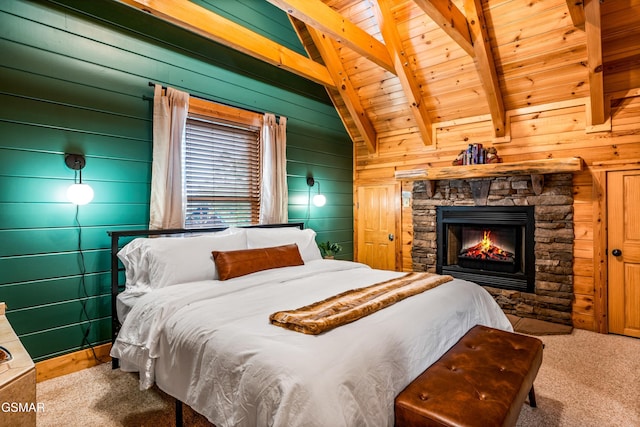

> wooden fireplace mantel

[
  {"left": 395, "top": 157, "right": 583, "bottom": 181},
  {"left": 394, "top": 157, "right": 583, "bottom": 201}
]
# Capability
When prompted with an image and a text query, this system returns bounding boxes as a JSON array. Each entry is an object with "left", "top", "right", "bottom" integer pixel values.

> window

[{"left": 184, "top": 98, "right": 263, "bottom": 228}]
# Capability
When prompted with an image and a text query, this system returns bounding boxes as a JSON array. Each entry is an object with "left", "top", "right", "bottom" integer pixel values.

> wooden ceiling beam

[
  {"left": 115, "top": 0, "right": 335, "bottom": 88},
  {"left": 266, "top": 0, "right": 395, "bottom": 74},
  {"left": 373, "top": 0, "right": 433, "bottom": 146},
  {"left": 306, "top": 25, "right": 378, "bottom": 153},
  {"left": 584, "top": 0, "right": 606, "bottom": 125},
  {"left": 566, "top": 0, "right": 586, "bottom": 29},
  {"left": 288, "top": 16, "right": 363, "bottom": 147},
  {"left": 464, "top": 0, "right": 506, "bottom": 137},
  {"left": 412, "top": 0, "right": 475, "bottom": 57}
]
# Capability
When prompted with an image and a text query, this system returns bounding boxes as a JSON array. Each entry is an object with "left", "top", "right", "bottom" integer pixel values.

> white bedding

[
  {"left": 116, "top": 289, "right": 145, "bottom": 323},
  {"left": 111, "top": 260, "right": 512, "bottom": 427}
]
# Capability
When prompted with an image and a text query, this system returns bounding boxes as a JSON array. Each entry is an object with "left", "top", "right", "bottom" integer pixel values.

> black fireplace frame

[{"left": 436, "top": 206, "right": 535, "bottom": 292}]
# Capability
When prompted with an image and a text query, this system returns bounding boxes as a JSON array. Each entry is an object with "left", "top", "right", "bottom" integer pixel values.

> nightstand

[{"left": 0, "top": 303, "right": 36, "bottom": 426}]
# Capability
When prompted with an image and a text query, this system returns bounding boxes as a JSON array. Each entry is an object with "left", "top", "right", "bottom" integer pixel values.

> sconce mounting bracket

[{"left": 65, "top": 153, "right": 86, "bottom": 170}]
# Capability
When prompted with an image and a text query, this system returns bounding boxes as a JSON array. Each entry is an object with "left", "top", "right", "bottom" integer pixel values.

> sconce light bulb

[
  {"left": 312, "top": 194, "right": 326, "bottom": 207},
  {"left": 67, "top": 183, "right": 94, "bottom": 205}
]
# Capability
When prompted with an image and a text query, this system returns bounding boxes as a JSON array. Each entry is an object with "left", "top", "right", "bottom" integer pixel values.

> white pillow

[
  {"left": 118, "top": 228, "right": 247, "bottom": 290},
  {"left": 146, "top": 232, "right": 247, "bottom": 288},
  {"left": 117, "top": 237, "right": 152, "bottom": 290},
  {"left": 245, "top": 227, "right": 322, "bottom": 262}
]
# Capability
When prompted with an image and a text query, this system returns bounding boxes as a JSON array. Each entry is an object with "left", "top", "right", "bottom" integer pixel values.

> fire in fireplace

[
  {"left": 436, "top": 206, "right": 535, "bottom": 292},
  {"left": 458, "top": 228, "right": 516, "bottom": 273}
]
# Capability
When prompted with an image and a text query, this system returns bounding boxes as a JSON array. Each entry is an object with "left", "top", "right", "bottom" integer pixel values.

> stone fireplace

[
  {"left": 436, "top": 206, "right": 535, "bottom": 293},
  {"left": 412, "top": 173, "right": 574, "bottom": 325}
]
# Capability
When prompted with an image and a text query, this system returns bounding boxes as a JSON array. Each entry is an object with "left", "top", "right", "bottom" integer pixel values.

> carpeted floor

[{"left": 35, "top": 329, "right": 640, "bottom": 427}]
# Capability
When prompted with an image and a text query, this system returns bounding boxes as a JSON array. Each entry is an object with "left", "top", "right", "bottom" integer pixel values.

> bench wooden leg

[
  {"left": 176, "top": 398, "right": 183, "bottom": 426},
  {"left": 528, "top": 385, "right": 537, "bottom": 408}
]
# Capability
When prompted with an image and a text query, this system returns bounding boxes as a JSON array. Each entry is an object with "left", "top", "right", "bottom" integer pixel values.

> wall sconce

[
  {"left": 306, "top": 176, "right": 326, "bottom": 207},
  {"left": 65, "top": 153, "right": 94, "bottom": 205}
]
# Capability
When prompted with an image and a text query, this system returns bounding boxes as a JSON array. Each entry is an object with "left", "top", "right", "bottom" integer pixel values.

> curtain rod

[{"left": 143, "top": 81, "right": 278, "bottom": 119}]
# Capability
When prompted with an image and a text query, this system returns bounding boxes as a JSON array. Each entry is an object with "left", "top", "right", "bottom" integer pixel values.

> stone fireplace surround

[{"left": 412, "top": 173, "right": 574, "bottom": 325}]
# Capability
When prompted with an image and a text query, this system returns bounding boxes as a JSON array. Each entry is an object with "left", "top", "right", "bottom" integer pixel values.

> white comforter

[{"left": 111, "top": 260, "right": 512, "bottom": 427}]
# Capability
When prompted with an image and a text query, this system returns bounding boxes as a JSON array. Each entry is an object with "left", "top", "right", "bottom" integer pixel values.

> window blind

[{"left": 184, "top": 116, "right": 261, "bottom": 228}]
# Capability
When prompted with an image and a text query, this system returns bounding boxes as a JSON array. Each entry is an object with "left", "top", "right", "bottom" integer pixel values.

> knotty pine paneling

[
  {"left": 573, "top": 257, "right": 594, "bottom": 279},
  {"left": 356, "top": 94, "right": 640, "bottom": 332},
  {"left": 572, "top": 312, "right": 596, "bottom": 331},
  {"left": 401, "top": 180, "right": 414, "bottom": 272},
  {"left": 573, "top": 239, "right": 593, "bottom": 260},
  {"left": 574, "top": 222, "right": 594, "bottom": 242},
  {"left": 573, "top": 275, "right": 595, "bottom": 296},
  {"left": 573, "top": 294, "right": 595, "bottom": 316},
  {"left": 490, "top": 6, "right": 573, "bottom": 47},
  {"left": 329, "top": 0, "right": 591, "bottom": 138},
  {"left": 321, "top": 0, "right": 638, "bottom": 334}
]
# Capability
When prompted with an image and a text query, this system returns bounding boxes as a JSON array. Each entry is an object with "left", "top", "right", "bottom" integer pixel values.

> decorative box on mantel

[{"left": 395, "top": 157, "right": 583, "bottom": 205}]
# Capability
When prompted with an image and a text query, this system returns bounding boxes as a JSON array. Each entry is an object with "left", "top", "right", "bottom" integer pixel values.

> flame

[
  {"left": 460, "top": 229, "right": 514, "bottom": 262},
  {"left": 480, "top": 231, "right": 492, "bottom": 252}
]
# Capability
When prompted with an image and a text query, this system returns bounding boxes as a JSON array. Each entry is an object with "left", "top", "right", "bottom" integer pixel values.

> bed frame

[
  {"left": 107, "top": 223, "right": 304, "bottom": 425},
  {"left": 107, "top": 222, "right": 304, "bottom": 369}
]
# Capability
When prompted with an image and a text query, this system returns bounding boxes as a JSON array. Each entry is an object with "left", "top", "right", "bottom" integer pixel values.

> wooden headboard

[{"left": 107, "top": 223, "right": 304, "bottom": 368}]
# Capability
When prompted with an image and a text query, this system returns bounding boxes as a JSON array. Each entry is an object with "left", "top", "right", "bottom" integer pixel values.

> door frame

[{"left": 592, "top": 161, "right": 640, "bottom": 334}]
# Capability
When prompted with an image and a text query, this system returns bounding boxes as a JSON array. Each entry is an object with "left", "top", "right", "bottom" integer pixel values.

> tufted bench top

[{"left": 395, "top": 325, "right": 543, "bottom": 427}]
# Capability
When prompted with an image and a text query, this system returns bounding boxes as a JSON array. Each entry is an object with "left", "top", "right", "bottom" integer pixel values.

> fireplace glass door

[
  {"left": 437, "top": 206, "right": 534, "bottom": 292},
  {"left": 448, "top": 225, "right": 520, "bottom": 273}
]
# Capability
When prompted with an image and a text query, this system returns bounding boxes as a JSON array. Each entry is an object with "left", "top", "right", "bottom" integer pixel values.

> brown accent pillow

[{"left": 213, "top": 244, "right": 304, "bottom": 281}]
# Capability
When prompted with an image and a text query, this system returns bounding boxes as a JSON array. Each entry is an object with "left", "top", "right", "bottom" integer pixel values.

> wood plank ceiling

[{"left": 119, "top": 0, "right": 640, "bottom": 154}]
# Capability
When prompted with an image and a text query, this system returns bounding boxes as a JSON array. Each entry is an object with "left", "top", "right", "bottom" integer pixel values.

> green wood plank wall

[{"left": 0, "top": 0, "right": 353, "bottom": 362}]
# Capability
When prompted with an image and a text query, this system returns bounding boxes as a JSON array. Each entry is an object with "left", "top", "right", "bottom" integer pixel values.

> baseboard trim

[{"left": 35, "top": 343, "right": 112, "bottom": 383}]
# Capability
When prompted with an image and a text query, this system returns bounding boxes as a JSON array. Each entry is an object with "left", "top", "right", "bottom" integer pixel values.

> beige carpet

[{"left": 35, "top": 329, "right": 639, "bottom": 427}]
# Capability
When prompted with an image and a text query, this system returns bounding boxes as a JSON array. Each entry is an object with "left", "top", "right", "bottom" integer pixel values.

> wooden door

[
  {"left": 356, "top": 184, "right": 399, "bottom": 270},
  {"left": 608, "top": 170, "right": 640, "bottom": 338}
]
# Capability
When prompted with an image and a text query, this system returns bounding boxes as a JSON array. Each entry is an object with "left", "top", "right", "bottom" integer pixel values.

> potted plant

[{"left": 318, "top": 241, "right": 342, "bottom": 259}]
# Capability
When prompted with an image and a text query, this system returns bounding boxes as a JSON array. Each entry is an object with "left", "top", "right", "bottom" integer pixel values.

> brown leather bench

[{"left": 395, "top": 325, "right": 543, "bottom": 427}]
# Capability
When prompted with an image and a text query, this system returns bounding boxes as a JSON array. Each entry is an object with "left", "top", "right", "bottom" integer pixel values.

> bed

[{"left": 109, "top": 223, "right": 512, "bottom": 427}]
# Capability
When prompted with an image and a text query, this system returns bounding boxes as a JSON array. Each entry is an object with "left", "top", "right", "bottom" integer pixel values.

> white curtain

[
  {"left": 149, "top": 84, "right": 190, "bottom": 230},
  {"left": 259, "top": 113, "right": 288, "bottom": 224}
]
